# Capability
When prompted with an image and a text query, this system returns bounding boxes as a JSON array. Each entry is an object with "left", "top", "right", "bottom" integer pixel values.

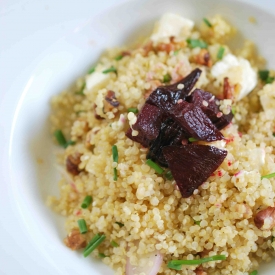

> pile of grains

[{"left": 48, "top": 13, "right": 275, "bottom": 275}]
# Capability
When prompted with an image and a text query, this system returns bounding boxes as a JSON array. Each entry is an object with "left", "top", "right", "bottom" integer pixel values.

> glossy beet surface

[{"left": 162, "top": 145, "right": 227, "bottom": 198}]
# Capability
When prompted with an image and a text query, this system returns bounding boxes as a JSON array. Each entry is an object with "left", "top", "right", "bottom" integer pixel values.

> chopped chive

[
  {"left": 273, "top": 133, "right": 275, "bottom": 137},
  {"left": 102, "top": 66, "right": 117, "bottom": 74},
  {"left": 77, "top": 219, "right": 88, "bottom": 234},
  {"left": 83, "top": 234, "right": 106, "bottom": 257},
  {"left": 231, "top": 106, "right": 236, "bottom": 115},
  {"left": 146, "top": 159, "right": 164, "bottom": 174},
  {"left": 186, "top": 39, "right": 208, "bottom": 49},
  {"left": 259, "top": 70, "right": 274, "bottom": 84},
  {"left": 75, "top": 83, "right": 86, "bottom": 95},
  {"left": 127, "top": 108, "right": 139, "bottom": 114},
  {"left": 115, "top": 222, "right": 124, "bottom": 227},
  {"left": 113, "top": 168, "right": 118, "bottom": 181},
  {"left": 188, "top": 137, "right": 199, "bottom": 142},
  {"left": 88, "top": 67, "right": 95, "bottom": 74},
  {"left": 167, "top": 255, "right": 226, "bottom": 270},
  {"left": 249, "top": 271, "right": 258, "bottom": 275},
  {"left": 194, "top": 220, "right": 201, "bottom": 226},
  {"left": 272, "top": 236, "right": 275, "bottom": 242},
  {"left": 81, "top": 195, "right": 93, "bottom": 209},
  {"left": 261, "top": 172, "right": 275, "bottom": 180},
  {"left": 174, "top": 49, "right": 180, "bottom": 55},
  {"left": 217, "top": 46, "right": 225, "bottom": 60},
  {"left": 76, "top": 110, "right": 86, "bottom": 115},
  {"left": 112, "top": 145, "right": 118, "bottom": 163},
  {"left": 163, "top": 73, "right": 172, "bottom": 83},
  {"left": 110, "top": 240, "right": 119, "bottom": 247},
  {"left": 165, "top": 170, "right": 174, "bottom": 181},
  {"left": 98, "top": 253, "right": 108, "bottom": 258},
  {"left": 203, "top": 18, "right": 212, "bottom": 27},
  {"left": 65, "top": 140, "right": 76, "bottom": 147},
  {"left": 54, "top": 130, "right": 67, "bottom": 148},
  {"left": 115, "top": 54, "right": 123, "bottom": 61}
]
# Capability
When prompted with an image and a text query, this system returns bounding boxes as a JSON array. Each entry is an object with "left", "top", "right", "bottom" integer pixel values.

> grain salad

[{"left": 48, "top": 13, "right": 275, "bottom": 275}]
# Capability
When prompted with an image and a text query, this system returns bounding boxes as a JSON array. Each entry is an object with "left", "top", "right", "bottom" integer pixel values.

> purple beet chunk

[
  {"left": 147, "top": 68, "right": 202, "bottom": 112},
  {"left": 147, "top": 119, "right": 188, "bottom": 167},
  {"left": 125, "top": 128, "right": 151, "bottom": 148},
  {"left": 187, "top": 89, "right": 233, "bottom": 130},
  {"left": 162, "top": 145, "right": 227, "bottom": 198},
  {"left": 132, "top": 103, "right": 163, "bottom": 140},
  {"left": 169, "top": 101, "right": 224, "bottom": 142}
]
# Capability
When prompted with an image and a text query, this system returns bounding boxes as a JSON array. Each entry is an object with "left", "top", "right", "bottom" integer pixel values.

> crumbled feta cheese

[
  {"left": 151, "top": 13, "right": 194, "bottom": 43},
  {"left": 211, "top": 53, "right": 257, "bottom": 101},
  {"left": 84, "top": 71, "right": 110, "bottom": 94}
]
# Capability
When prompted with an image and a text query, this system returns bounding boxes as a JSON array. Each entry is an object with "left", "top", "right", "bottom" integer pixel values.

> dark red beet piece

[
  {"left": 169, "top": 101, "right": 224, "bottom": 142},
  {"left": 187, "top": 89, "right": 233, "bottom": 130},
  {"left": 132, "top": 103, "right": 163, "bottom": 140},
  {"left": 125, "top": 128, "right": 151, "bottom": 148},
  {"left": 147, "top": 119, "right": 188, "bottom": 167},
  {"left": 147, "top": 68, "right": 202, "bottom": 112},
  {"left": 162, "top": 145, "right": 227, "bottom": 197}
]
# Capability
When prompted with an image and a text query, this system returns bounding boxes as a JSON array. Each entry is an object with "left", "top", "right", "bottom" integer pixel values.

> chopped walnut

[
  {"left": 66, "top": 153, "right": 82, "bottom": 175},
  {"left": 94, "top": 104, "right": 104, "bottom": 120},
  {"left": 195, "top": 49, "right": 212, "bottom": 67},
  {"left": 223, "top": 77, "right": 235, "bottom": 100},
  {"left": 64, "top": 229, "right": 86, "bottom": 250},
  {"left": 105, "top": 90, "right": 120, "bottom": 107},
  {"left": 143, "top": 41, "right": 154, "bottom": 56},
  {"left": 155, "top": 42, "right": 175, "bottom": 53},
  {"left": 254, "top": 206, "right": 275, "bottom": 230}
]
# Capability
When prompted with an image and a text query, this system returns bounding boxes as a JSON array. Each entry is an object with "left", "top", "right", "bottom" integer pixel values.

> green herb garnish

[
  {"left": 81, "top": 195, "right": 93, "bottom": 209},
  {"left": 103, "top": 66, "right": 117, "bottom": 74},
  {"left": 261, "top": 172, "right": 275, "bottom": 180},
  {"left": 165, "top": 170, "right": 173, "bottom": 181},
  {"left": 188, "top": 137, "right": 199, "bottom": 142},
  {"left": 163, "top": 74, "right": 172, "bottom": 83},
  {"left": 110, "top": 240, "right": 119, "bottom": 247},
  {"left": 75, "top": 83, "right": 86, "bottom": 95},
  {"left": 127, "top": 108, "right": 139, "bottom": 114},
  {"left": 77, "top": 219, "right": 88, "bottom": 234},
  {"left": 115, "top": 55, "right": 123, "bottom": 61},
  {"left": 112, "top": 145, "right": 118, "bottom": 181},
  {"left": 98, "top": 253, "right": 108, "bottom": 258},
  {"left": 231, "top": 106, "right": 236, "bottom": 115},
  {"left": 83, "top": 234, "right": 106, "bottom": 257},
  {"left": 203, "top": 18, "right": 212, "bottom": 27},
  {"left": 174, "top": 49, "right": 180, "bottom": 55},
  {"left": 186, "top": 39, "right": 208, "bottom": 49},
  {"left": 88, "top": 67, "right": 95, "bottom": 74},
  {"left": 54, "top": 130, "right": 75, "bottom": 148},
  {"left": 115, "top": 222, "right": 124, "bottom": 227},
  {"left": 217, "top": 46, "right": 225, "bottom": 60},
  {"left": 249, "top": 271, "right": 258, "bottom": 275},
  {"left": 167, "top": 255, "right": 226, "bottom": 270},
  {"left": 259, "top": 70, "right": 274, "bottom": 84},
  {"left": 194, "top": 220, "right": 201, "bottom": 226},
  {"left": 146, "top": 159, "right": 164, "bottom": 174}
]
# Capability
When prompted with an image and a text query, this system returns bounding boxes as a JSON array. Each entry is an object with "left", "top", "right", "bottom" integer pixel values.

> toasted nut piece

[
  {"left": 66, "top": 153, "right": 81, "bottom": 175},
  {"left": 254, "top": 206, "right": 275, "bottom": 230},
  {"left": 195, "top": 266, "right": 207, "bottom": 275},
  {"left": 64, "top": 229, "right": 86, "bottom": 250},
  {"left": 195, "top": 49, "right": 212, "bottom": 67},
  {"left": 223, "top": 77, "right": 235, "bottom": 100}
]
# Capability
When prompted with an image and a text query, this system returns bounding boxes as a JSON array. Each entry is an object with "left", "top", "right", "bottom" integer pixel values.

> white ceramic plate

[{"left": 2, "top": 0, "right": 275, "bottom": 274}]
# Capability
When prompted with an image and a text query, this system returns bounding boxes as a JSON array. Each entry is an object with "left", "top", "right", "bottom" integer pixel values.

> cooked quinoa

[{"left": 48, "top": 14, "right": 275, "bottom": 275}]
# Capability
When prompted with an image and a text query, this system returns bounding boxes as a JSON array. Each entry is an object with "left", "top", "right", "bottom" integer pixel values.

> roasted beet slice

[
  {"left": 162, "top": 145, "right": 227, "bottom": 197},
  {"left": 147, "top": 68, "right": 202, "bottom": 112},
  {"left": 187, "top": 89, "right": 233, "bottom": 130},
  {"left": 147, "top": 119, "right": 188, "bottom": 167},
  {"left": 169, "top": 101, "right": 223, "bottom": 142},
  {"left": 132, "top": 103, "right": 163, "bottom": 140},
  {"left": 126, "top": 128, "right": 151, "bottom": 148}
]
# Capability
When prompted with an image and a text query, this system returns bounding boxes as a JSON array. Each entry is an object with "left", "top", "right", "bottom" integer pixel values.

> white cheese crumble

[
  {"left": 211, "top": 53, "right": 257, "bottom": 101},
  {"left": 150, "top": 13, "right": 194, "bottom": 43},
  {"left": 84, "top": 71, "right": 110, "bottom": 94}
]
